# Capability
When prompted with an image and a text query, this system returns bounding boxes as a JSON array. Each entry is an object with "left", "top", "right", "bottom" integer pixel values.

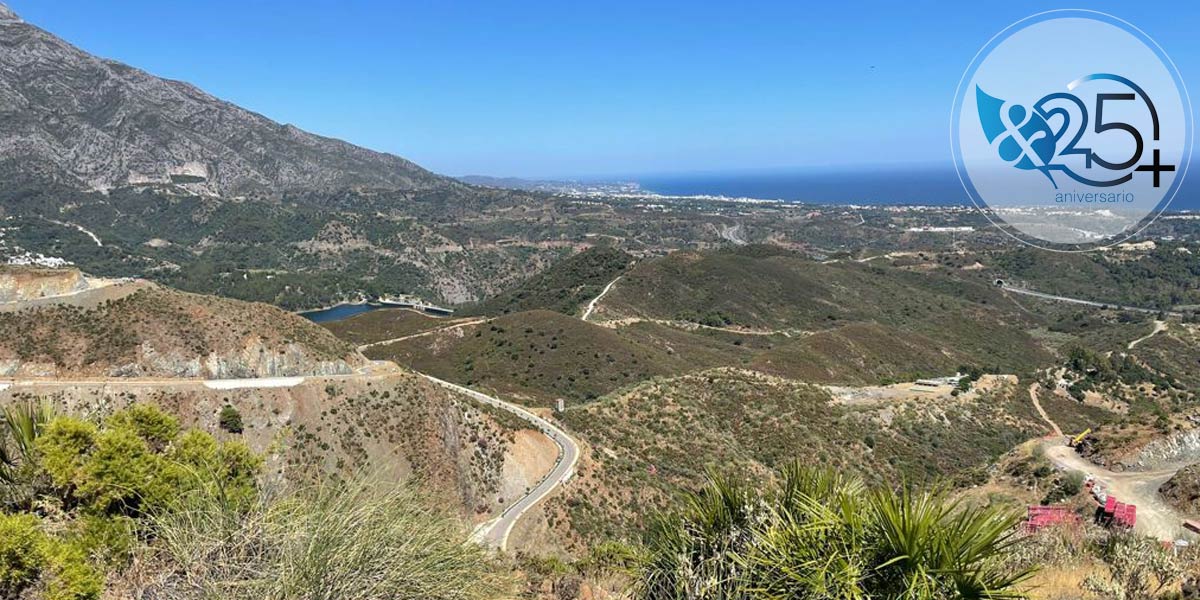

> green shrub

[
  {"left": 35, "top": 405, "right": 260, "bottom": 516},
  {"left": 77, "top": 428, "right": 164, "bottom": 513},
  {"left": 37, "top": 417, "right": 98, "bottom": 491},
  {"left": 218, "top": 405, "right": 244, "bottom": 434},
  {"left": 42, "top": 541, "right": 102, "bottom": 600},
  {"left": 635, "top": 464, "right": 1032, "bottom": 599},
  {"left": 0, "top": 512, "right": 45, "bottom": 597},
  {"left": 70, "top": 515, "right": 134, "bottom": 569}
]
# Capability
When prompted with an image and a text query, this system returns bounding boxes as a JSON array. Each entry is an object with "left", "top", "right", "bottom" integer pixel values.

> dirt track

[
  {"left": 1043, "top": 443, "right": 1188, "bottom": 541},
  {"left": 1030, "top": 384, "right": 1192, "bottom": 541}
]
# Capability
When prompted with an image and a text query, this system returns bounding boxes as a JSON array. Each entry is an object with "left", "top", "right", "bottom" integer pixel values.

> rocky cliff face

[
  {"left": 0, "top": 267, "right": 88, "bottom": 302},
  {"left": 1129, "top": 428, "right": 1200, "bottom": 470},
  {"left": 1159, "top": 463, "right": 1200, "bottom": 515},
  {"left": 0, "top": 2, "right": 446, "bottom": 195}
]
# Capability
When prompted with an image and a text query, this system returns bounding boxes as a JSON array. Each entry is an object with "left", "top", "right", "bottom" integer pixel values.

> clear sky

[{"left": 7, "top": 0, "right": 1198, "bottom": 179}]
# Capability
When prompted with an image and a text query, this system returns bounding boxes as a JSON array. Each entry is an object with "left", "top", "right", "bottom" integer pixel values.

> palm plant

[
  {"left": 0, "top": 400, "right": 54, "bottom": 492},
  {"left": 636, "top": 472, "right": 758, "bottom": 600},
  {"left": 635, "top": 463, "right": 1033, "bottom": 600}
]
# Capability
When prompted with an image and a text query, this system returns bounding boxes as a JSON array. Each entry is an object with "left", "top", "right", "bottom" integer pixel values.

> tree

[{"left": 218, "top": 405, "right": 244, "bottom": 434}]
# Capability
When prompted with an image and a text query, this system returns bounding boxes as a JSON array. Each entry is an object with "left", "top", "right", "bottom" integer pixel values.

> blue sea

[{"left": 635, "top": 166, "right": 1200, "bottom": 210}]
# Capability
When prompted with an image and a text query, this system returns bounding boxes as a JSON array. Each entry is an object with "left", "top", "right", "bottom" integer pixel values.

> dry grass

[{"left": 137, "top": 475, "right": 513, "bottom": 600}]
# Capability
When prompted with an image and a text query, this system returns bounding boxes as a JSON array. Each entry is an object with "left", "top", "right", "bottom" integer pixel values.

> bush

[
  {"left": 218, "top": 405, "right": 244, "bottom": 434},
  {"left": 107, "top": 404, "right": 180, "bottom": 450},
  {"left": 0, "top": 512, "right": 45, "bottom": 597},
  {"left": 635, "top": 464, "right": 1031, "bottom": 599},
  {"left": 36, "top": 405, "right": 260, "bottom": 516},
  {"left": 149, "top": 476, "right": 510, "bottom": 600},
  {"left": 42, "top": 541, "right": 102, "bottom": 600}
]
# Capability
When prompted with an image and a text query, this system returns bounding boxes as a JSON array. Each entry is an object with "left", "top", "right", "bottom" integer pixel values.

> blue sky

[{"left": 7, "top": 0, "right": 1198, "bottom": 179}]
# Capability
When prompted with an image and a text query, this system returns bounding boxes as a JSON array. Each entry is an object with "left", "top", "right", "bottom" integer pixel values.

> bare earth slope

[{"left": 0, "top": 273, "right": 364, "bottom": 378}]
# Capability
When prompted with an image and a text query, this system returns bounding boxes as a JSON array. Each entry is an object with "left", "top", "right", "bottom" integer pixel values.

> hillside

[
  {"left": 361, "top": 247, "right": 1058, "bottom": 408},
  {"left": 594, "top": 245, "right": 1052, "bottom": 374},
  {"left": 3, "top": 371, "right": 540, "bottom": 521},
  {"left": 549, "top": 368, "right": 1041, "bottom": 544},
  {"left": 0, "top": 277, "right": 364, "bottom": 378},
  {"left": 463, "top": 247, "right": 634, "bottom": 316},
  {"left": 749, "top": 322, "right": 967, "bottom": 384},
  {"left": 363, "top": 310, "right": 702, "bottom": 407},
  {"left": 988, "top": 244, "right": 1200, "bottom": 311},
  {"left": 0, "top": 3, "right": 442, "bottom": 195}
]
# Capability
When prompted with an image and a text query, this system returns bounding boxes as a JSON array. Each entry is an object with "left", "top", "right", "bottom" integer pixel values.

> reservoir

[
  {"left": 298, "top": 303, "right": 379, "bottom": 323},
  {"left": 299, "top": 300, "right": 454, "bottom": 323}
]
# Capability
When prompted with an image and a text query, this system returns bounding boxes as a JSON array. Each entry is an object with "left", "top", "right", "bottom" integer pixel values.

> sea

[{"left": 634, "top": 166, "right": 1200, "bottom": 210}]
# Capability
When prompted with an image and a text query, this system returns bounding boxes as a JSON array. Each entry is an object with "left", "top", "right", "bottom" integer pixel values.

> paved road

[
  {"left": 419, "top": 374, "right": 579, "bottom": 551},
  {"left": 1000, "top": 284, "right": 1180, "bottom": 317},
  {"left": 0, "top": 375, "right": 310, "bottom": 390}
]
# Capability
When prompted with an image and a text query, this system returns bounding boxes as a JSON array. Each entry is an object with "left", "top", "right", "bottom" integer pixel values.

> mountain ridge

[{"left": 0, "top": 2, "right": 448, "bottom": 195}]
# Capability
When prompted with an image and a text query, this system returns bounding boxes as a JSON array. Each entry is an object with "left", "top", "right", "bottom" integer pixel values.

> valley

[{"left": 2, "top": 2, "right": 1200, "bottom": 596}]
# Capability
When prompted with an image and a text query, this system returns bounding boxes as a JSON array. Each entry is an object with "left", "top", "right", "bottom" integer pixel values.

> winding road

[
  {"left": 420, "top": 374, "right": 579, "bottom": 551},
  {"left": 349, "top": 314, "right": 581, "bottom": 550},
  {"left": 999, "top": 283, "right": 1180, "bottom": 317}
]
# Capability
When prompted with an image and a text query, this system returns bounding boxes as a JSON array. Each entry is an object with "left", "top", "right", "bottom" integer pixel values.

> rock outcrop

[{"left": 0, "top": 267, "right": 88, "bottom": 303}]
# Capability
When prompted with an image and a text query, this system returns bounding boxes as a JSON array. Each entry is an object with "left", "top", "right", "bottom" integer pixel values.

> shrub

[
  {"left": 149, "top": 475, "right": 510, "bottom": 600},
  {"left": 36, "top": 405, "right": 260, "bottom": 516},
  {"left": 218, "top": 405, "right": 244, "bottom": 434},
  {"left": 0, "top": 512, "right": 45, "bottom": 597},
  {"left": 42, "top": 541, "right": 102, "bottom": 600},
  {"left": 107, "top": 404, "right": 180, "bottom": 450},
  {"left": 37, "top": 417, "right": 98, "bottom": 491},
  {"left": 635, "top": 464, "right": 1032, "bottom": 599}
]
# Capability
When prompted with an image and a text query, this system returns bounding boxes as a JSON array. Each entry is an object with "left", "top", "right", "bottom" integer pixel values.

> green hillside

[
  {"left": 749, "top": 323, "right": 962, "bottom": 384},
  {"left": 463, "top": 247, "right": 634, "bottom": 316},
  {"left": 598, "top": 245, "right": 1052, "bottom": 374},
  {"left": 363, "top": 310, "right": 702, "bottom": 407},
  {"left": 553, "top": 368, "right": 1041, "bottom": 543}
]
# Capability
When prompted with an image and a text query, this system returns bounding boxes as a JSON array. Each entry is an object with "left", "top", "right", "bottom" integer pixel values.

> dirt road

[
  {"left": 1128, "top": 320, "right": 1167, "bottom": 350},
  {"left": 1028, "top": 383, "right": 1189, "bottom": 541},
  {"left": 1028, "top": 384, "right": 1063, "bottom": 437},
  {"left": 1043, "top": 443, "right": 1187, "bottom": 541}
]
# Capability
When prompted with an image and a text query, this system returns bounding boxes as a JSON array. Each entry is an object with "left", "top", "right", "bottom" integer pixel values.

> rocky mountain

[{"left": 0, "top": 2, "right": 444, "bottom": 195}]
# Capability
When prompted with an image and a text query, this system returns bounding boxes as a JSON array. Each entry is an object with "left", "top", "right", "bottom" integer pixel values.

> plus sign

[{"left": 1136, "top": 149, "right": 1175, "bottom": 187}]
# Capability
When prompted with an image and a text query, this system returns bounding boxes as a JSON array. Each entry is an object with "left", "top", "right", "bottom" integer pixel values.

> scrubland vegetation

[{"left": 0, "top": 402, "right": 509, "bottom": 600}]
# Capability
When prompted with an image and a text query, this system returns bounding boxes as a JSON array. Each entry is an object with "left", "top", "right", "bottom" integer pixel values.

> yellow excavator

[{"left": 1069, "top": 428, "right": 1092, "bottom": 448}]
